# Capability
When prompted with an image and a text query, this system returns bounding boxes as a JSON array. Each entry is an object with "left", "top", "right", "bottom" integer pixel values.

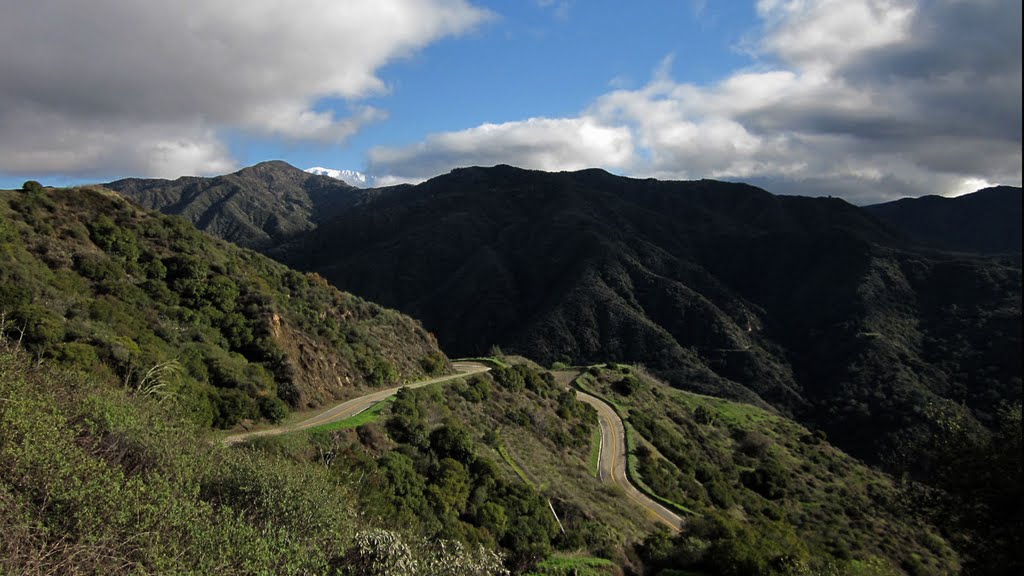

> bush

[
  {"left": 88, "top": 216, "right": 140, "bottom": 262},
  {"left": 11, "top": 305, "right": 65, "bottom": 350},
  {"left": 430, "top": 424, "right": 475, "bottom": 463},
  {"left": 613, "top": 374, "right": 642, "bottom": 396},
  {"left": 258, "top": 394, "right": 289, "bottom": 423},
  {"left": 213, "top": 387, "right": 258, "bottom": 428},
  {"left": 420, "top": 351, "right": 448, "bottom": 375},
  {"left": 21, "top": 180, "right": 43, "bottom": 193}
]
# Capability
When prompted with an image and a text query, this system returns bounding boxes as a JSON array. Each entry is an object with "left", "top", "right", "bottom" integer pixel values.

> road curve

[
  {"left": 222, "top": 361, "right": 491, "bottom": 445},
  {"left": 575, "top": 389, "right": 684, "bottom": 532}
]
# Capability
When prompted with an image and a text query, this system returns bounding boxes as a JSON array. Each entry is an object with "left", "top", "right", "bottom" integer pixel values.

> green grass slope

[{"left": 0, "top": 185, "right": 447, "bottom": 429}]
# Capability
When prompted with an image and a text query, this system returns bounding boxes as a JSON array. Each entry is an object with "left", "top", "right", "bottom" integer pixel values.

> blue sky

[
  {"left": 1, "top": 0, "right": 1020, "bottom": 203},
  {"left": 231, "top": 1, "right": 760, "bottom": 179}
]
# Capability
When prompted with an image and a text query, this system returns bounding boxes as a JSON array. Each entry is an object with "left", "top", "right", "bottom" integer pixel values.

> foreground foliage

[{"left": 0, "top": 349, "right": 511, "bottom": 575}]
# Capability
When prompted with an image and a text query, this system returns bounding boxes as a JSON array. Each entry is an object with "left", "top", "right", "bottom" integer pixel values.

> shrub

[
  {"left": 21, "top": 180, "right": 43, "bottom": 193},
  {"left": 88, "top": 216, "right": 140, "bottom": 262},
  {"left": 430, "top": 425, "right": 475, "bottom": 463},
  {"left": 213, "top": 387, "right": 258, "bottom": 428},
  {"left": 419, "top": 351, "right": 448, "bottom": 375},
  {"left": 613, "top": 374, "right": 642, "bottom": 396},
  {"left": 258, "top": 394, "right": 289, "bottom": 423},
  {"left": 11, "top": 304, "right": 65, "bottom": 350}
]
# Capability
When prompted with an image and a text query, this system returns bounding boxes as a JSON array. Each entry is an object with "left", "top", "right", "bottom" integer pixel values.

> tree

[
  {"left": 257, "top": 394, "right": 288, "bottom": 423},
  {"left": 21, "top": 180, "right": 43, "bottom": 193},
  {"left": 431, "top": 425, "right": 475, "bottom": 463}
]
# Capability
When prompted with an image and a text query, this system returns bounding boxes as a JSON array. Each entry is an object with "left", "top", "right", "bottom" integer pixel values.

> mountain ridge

[
  {"left": 105, "top": 160, "right": 367, "bottom": 249},
  {"left": 864, "top": 185, "right": 1022, "bottom": 254},
  {"left": 275, "top": 164, "right": 1020, "bottom": 470}
]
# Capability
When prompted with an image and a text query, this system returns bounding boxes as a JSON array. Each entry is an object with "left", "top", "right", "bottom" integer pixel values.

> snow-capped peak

[{"left": 306, "top": 166, "right": 368, "bottom": 187}]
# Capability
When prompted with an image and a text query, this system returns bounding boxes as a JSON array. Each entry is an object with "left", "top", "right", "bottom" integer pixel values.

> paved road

[
  {"left": 222, "top": 361, "right": 491, "bottom": 445},
  {"left": 575, "top": 388, "right": 684, "bottom": 532}
]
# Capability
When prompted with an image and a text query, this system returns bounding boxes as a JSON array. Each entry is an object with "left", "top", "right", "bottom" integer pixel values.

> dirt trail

[{"left": 221, "top": 361, "right": 490, "bottom": 445}]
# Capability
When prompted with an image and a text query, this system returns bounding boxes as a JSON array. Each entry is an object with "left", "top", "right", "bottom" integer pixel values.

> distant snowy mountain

[{"left": 306, "top": 167, "right": 368, "bottom": 187}]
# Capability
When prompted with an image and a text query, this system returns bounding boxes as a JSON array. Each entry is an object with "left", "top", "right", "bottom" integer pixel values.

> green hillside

[
  {"left": 0, "top": 349, "right": 507, "bottom": 575},
  {"left": 576, "top": 365, "right": 961, "bottom": 575},
  {"left": 0, "top": 185, "right": 447, "bottom": 429},
  {"left": 245, "top": 360, "right": 964, "bottom": 575}
]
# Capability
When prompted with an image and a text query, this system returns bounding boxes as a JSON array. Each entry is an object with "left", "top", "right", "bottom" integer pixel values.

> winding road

[
  {"left": 222, "top": 361, "right": 491, "bottom": 445},
  {"left": 574, "top": 388, "right": 684, "bottom": 532},
  {"left": 222, "top": 360, "right": 683, "bottom": 533}
]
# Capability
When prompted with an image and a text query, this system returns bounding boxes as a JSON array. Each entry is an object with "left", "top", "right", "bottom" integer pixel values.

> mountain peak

[
  {"left": 305, "top": 166, "right": 369, "bottom": 187},
  {"left": 236, "top": 160, "right": 305, "bottom": 175}
]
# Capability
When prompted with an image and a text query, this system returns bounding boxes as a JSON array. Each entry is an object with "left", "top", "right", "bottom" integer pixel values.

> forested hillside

[
  {"left": 0, "top": 185, "right": 447, "bottom": 429},
  {"left": 864, "top": 186, "right": 1022, "bottom": 254},
  {"left": 272, "top": 165, "right": 1020, "bottom": 471}
]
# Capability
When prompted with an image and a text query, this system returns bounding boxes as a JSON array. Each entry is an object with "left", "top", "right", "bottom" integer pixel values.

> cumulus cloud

[
  {"left": 370, "top": 0, "right": 1020, "bottom": 203},
  {"left": 0, "top": 0, "right": 489, "bottom": 178},
  {"left": 368, "top": 117, "right": 634, "bottom": 181}
]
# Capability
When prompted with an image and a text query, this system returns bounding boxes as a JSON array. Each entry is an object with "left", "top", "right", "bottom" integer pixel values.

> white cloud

[
  {"left": 0, "top": 0, "right": 489, "bottom": 178},
  {"left": 755, "top": 0, "right": 915, "bottom": 71},
  {"left": 368, "top": 117, "right": 634, "bottom": 181},
  {"left": 369, "top": 0, "right": 1020, "bottom": 203}
]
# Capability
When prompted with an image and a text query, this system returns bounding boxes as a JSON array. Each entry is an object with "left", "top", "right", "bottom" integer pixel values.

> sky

[{"left": 0, "top": 0, "right": 1020, "bottom": 204}]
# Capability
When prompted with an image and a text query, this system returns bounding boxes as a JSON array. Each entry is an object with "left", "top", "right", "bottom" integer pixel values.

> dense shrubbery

[
  {"left": 360, "top": 382, "right": 560, "bottom": 571},
  {"left": 898, "top": 403, "right": 1023, "bottom": 575},
  {"left": 249, "top": 364, "right": 615, "bottom": 573},
  {"left": 0, "top": 350, "right": 352, "bottom": 573},
  {"left": 0, "top": 187, "right": 447, "bottom": 428}
]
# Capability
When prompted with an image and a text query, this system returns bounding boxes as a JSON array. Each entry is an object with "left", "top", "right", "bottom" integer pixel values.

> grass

[
  {"left": 588, "top": 426, "right": 601, "bottom": 478},
  {"left": 496, "top": 436, "right": 534, "bottom": 488},
  {"left": 305, "top": 398, "right": 393, "bottom": 433},
  {"left": 526, "top": 554, "right": 615, "bottom": 575},
  {"left": 452, "top": 356, "right": 509, "bottom": 368}
]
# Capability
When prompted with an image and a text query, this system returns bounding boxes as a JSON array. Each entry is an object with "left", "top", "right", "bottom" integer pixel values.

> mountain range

[
  {"left": 2, "top": 162, "right": 1020, "bottom": 574},
  {"left": 106, "top": 161, "right": 1022, "bottom": 472}
]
